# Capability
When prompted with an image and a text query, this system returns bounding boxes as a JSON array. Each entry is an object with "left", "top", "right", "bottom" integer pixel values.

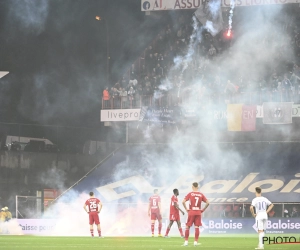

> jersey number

[
  {"left": 194, "top": 197, "right": 199, "bottom": 206},
  {"left": 153, "top": 199, "right": 157, "bottom": 206},
  {"left": 90, "top": 201, "right": 97, "bottom": 209},
  {"left": 258, "top": 201, "right": 266, "bottom": 210}
]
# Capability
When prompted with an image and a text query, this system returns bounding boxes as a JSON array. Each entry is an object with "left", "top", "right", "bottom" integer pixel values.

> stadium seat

[
  {"left": 213, "top": 205, "right": 220, "bottom": 211},
  {"left": 227, "top": 212, "right": 233, "bottom": 218},
  {"left": 233, "top": 211, "right": 240, "bottom": 218},
  {"left": 268, "top": 210, "right": 275, "bottom": 217},
  {"left": 225, "top": 205, "right": 232, "bottom": 212}
]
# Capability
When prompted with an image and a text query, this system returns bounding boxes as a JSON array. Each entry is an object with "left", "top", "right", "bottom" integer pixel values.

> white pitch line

[{"left": 0, "top": 245, "right": 264, "bottom": 249}]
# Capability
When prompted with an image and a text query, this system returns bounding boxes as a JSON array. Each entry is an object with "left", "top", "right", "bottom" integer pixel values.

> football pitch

[{"left": 1, "top": 235, "right": 300, "bottom": 250}]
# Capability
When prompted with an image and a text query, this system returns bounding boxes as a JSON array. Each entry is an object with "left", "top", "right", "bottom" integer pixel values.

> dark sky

[{"left": 0, "top": 0, "right": 169, "bottom": 126}]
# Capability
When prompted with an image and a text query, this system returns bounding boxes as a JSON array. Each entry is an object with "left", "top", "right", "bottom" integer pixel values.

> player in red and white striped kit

[
  {"left": 182, "top": 182, "right": 210, "bottom": 247},
  {"left": 148, "top": 189, "right": 162, "bottom": 237},
  {"left": 83, "top": 191, "right": 103, "bottom": 237}
]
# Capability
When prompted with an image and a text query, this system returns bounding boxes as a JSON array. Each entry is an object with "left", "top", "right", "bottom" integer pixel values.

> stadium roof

[{"left": 0, "top": 71, "right": 9, "bottom": 78}]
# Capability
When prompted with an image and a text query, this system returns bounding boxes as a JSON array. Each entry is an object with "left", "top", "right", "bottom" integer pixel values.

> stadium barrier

[
  {"left": 102, "top": 90, "right": 298, "bottom": 109},
  {"left": 14, "top": 217, "right": 300, "bottom": 236}
]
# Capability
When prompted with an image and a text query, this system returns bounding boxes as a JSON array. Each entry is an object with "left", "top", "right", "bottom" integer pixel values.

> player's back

[
  {"left": 170, "top": 195, "right": 179, "bottom": 214},
  {"left": 86, "top": 197, "right": 100, "bottom": 212},
  {"left": 186, "top": 191, "right": 207, "bottom": 215},
  {"left": 149, "top": 194, "right": 160, "bottom": 212},
  {"left": 252, "top": 196, "right": 271, "bottom": 217}
]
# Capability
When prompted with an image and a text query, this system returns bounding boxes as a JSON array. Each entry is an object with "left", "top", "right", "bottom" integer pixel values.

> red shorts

[
  {"left": 186, "top": 214, "right": 202, "bottom": 227},
  {"left": 170, "top": 213, "right": 180, "bottom": 221},
  {"left": 151, "top": 212, "right": 162, "bottom": 221},
  {"left": 89, "top": 212, "right": 100, "bottom": 225}
]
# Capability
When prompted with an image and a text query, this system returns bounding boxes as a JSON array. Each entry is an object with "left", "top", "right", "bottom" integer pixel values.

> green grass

[{"left": 0, "top": 235, "right": 300, "bottom": 250}]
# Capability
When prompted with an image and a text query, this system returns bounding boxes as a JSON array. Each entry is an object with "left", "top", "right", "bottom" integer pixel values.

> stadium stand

[{"left": 102, "top": 8, "right": 300, "bottom": 109}]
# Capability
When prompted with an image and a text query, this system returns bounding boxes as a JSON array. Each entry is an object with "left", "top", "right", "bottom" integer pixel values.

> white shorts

[{"left": 256, "top": 213, "right": 268, "bottom": 231}]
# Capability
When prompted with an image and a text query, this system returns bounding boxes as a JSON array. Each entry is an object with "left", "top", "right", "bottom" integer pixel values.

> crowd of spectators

[{"left": 103, "top": 6, "right": 300, "bottom": 109}]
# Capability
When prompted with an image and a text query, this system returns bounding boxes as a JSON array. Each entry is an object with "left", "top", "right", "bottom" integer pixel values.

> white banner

[
  {"left": 257, "top": 104, "right": 300, "bottom": 118},
  {"left": 141, "top": 0, "right": 300, "bottom": 11},
  {"left": 101, "top": 109, "right": 141, "bottom": 122},
  {"left": 263, "top": 102, "right": 293, "bottom": 124}
]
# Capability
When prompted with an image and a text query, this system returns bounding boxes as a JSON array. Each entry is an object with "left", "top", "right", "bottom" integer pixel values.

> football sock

[
  {"left": 185, "top": 227, "right": 190, "bottom": 241},
  {"left": 151, "top": 223, "right": 154, "bottom": 234},
  {"left": 90, "top": 229, "right": 94, "bottom": 237},
  {"left": 195, "top": 227, "right": 200, "bottom": 241},
  {"left": 259, "top": 232, "right": 265, "bottom": 246},
  {"left": 98, "top": 230, "right": 101, "bottom": 236},
  {"left": 179, "top": 227, "right": 183, "bottom": 236},
  {"left": 165, "top": 227, "right": 170, "bottom": 236},
  {"left": 158, "top": 223, "right": 162, "bottom": 234}
]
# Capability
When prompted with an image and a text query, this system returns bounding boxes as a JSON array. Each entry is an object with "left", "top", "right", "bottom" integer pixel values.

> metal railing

[{"left": 102, "top": 89, "right": 298, "bottom": 109}]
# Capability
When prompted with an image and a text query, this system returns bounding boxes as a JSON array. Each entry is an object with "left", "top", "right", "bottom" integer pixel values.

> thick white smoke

[
  {"left": 10, "top": 3, "right": 298, "bottom": 237},
  {"left": 7, "top": 0, "right": 49, "bottom": 35}
]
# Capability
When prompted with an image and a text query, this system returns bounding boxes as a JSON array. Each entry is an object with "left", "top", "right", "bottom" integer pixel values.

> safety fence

[{"left": 102, "top": 89, "right": 299, "bottom": 109}]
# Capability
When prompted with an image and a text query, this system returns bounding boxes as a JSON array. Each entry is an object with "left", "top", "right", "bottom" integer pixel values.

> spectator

[
  {"left": 144, "top": 76, "right": 151, "bottom": 88},
  {"left": 283, "top": 209, "right": 290, "bottom": 218},
  {"left": 269, "top": 73, "right": 281, "bottom": 101},
  {"left": 111, "top": 87, "right": 120, "bottom": 108},
  {"left": 121, "top": 76, "right": 128, "bottom": 88},
  {"left": 128, "top": 86, "right": 135, "bottom": 107},
  {"left": 208, "top": 44, "right": 217, "bottom": 59},
  {"left": 282, "top": 74, "right": 293, "bottom": 101},
  {"left": 131, "top": 79, "right": 138, "bottom": 88},
  {"left": 140, "top": 65, "right": 147, "bottom": 79},
  {"left": 119, "top": 88, "right": 128, "bottom": 109},
  {"left": 145, "top": 45, "right": 153, "bottom": 62},
  {"left": 127, "top": 80, "right": 133, "bottom": 91},
  {"left": 156, "top": 64, "right": 164, "bottom": 76},
  {"left": 224, "top": 80, "right": 238, "bottom": 103},
  {"left": 130, "top": 64, "right": 136, "bottom": 80},
  {"left": 0, "top": 208, "right": 6, "bottom": 233},
  {"left": 109, "top": 87, "right": 114, "bottom": 97},
  {"left": 268, "top": 209, "right": 275, "bottom": 218},
  {"left": 158, "top": 54, "right": 164, "bottom": 67},
  {"left": 4, "top": 207, "right": 12, "bottom": 222},
  {"left": 220, "top": 206, "right": 226, "bottom": 218},
  {"left": 102, "top": 87, "right": 110, "bottom": 108},
  {"left": 143, "top": 82, "right": 153, "bottom": 106},
  {"left": 114, "top": 81, "right": 121, "bottom": 90},
  {"left": 147, "top": 54, "right": 155, "bottom": 74},
  {"left": 291, "top": 206, "right": 299, "bottom": 217},
  {"left": 135, "top": 84, "right": 143, "bottom": 106}
]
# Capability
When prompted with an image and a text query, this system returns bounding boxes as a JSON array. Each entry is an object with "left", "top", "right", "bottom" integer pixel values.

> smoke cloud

[
  {"left": 7, "top": 0, "right": 49, "bottom": 35},
  {"left": 8, "top": 3, "right": 299, "bottom": 237}
]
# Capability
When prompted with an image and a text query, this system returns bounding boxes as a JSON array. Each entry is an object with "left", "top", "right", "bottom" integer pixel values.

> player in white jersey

[{"left": 250, "top": 186, "right": 274, "bottom": 250}]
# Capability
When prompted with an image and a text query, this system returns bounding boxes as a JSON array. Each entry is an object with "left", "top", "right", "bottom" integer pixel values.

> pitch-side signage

[
  {"left": 141, "top": 0, "right": 300, "bottom": 11},
  {"left": 100, "top": 109, "right": 141, "bottom": 122},
  {"left": 201, "top": 218, "right": 300, "bottom": 234},
  {"left": 15, "top": 218, "right": 300, "bottom": 235},
  {"left": 17, "top": 219, "right": 56, "bottom": 235}
]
